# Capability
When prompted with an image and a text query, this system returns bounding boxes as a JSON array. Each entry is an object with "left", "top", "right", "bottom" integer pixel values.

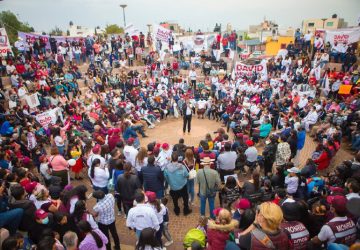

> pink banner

[{"left": 18, "top": 32, "right": 83, "bottom": 49}]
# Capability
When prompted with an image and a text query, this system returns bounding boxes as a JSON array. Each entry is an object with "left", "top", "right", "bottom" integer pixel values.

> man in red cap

[
  {"left": 87, "top": 144, "right": 106, "bottom": 169},
  {"left": 244, "top": 140, "right": 258, "bottom": 173},
  {"left": 157, "top": 143, "right": 172, "bottom": 170},
  {"left": 311, "top": 195, "right": 356, "bottom": 247}
]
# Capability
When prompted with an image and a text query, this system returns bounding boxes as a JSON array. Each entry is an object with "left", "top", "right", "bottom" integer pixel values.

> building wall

[
  {"left": 302, "top": 18, "right": 347, "bottom": 33},
  {"left": 265, "top": 36, "right": 294, "bottom": 56}
]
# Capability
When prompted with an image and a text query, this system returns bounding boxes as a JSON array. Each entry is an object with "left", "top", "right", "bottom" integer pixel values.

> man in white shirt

[
  {"left": 156, "top": 143, "right": 172, "bottom": 170},
  {"left": 304, "top": 31, "right": 313, "bottom": 53},
  {"left": 197, "top": 99, "right": 207, "bottom": 119},
  {"left": 302, "top": 106, "right": 319, "bottom": 132},
  {"left": 126, "top": 191, "right": 160, "bottom": 238},
  {"left": 87, "top": 144, "right": 107, "bottom": 168},
  {"left": 345, "top": 180, "right": 360, "bottom": 200},
  {"left": 298, "top": 95, "right": 308, "bottom": 109},
  {"left": 182, "top": 99, "right": 193, "bottom": 134},
  {"left": 123, "top": 138, "right": 139, "bottom": 167},
  {"left": 311, "top": 195, "right": 356, "bottom": 247},
  {"left": 189, "top": 68, "right": 197, "bottom": 90}
]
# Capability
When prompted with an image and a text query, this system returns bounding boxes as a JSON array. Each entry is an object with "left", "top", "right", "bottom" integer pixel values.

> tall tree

[
  {"left": 105, "top": 24, "right": 124, "bottom": 35},
  {"left": 49, "top": 26, "right": 64, "bottom": 36},
  {"left": 0, "top": 11, "right": 34, "bottom": 44}
]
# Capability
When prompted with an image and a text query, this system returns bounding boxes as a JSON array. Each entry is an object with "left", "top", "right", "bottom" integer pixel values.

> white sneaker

[
  {"left": 149, "top": 124, "right": 155, "bottom": 129},
  {"left": 164, "top": 240, "right": 173, "bottom": 247},
  {"left": 156, "top": 119, "right": 161, "bottom": 123},
  {"left": 117, "top": 211, "right": 122, "bottom": 216}
]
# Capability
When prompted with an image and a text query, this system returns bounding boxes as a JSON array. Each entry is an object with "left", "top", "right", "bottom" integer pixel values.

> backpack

[
  {"left": 183, "top": 229, "right": 206, "bottom": 248},
  {"left": 306, "top": 177, "right": 325, "bottom": 196}
]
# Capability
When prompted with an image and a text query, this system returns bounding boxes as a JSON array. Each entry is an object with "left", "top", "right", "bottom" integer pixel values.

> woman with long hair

[
  {"left": 136, "top": 228, "right": 162, "bottom": 250},
  {"left": 134, "top": 147, "right": 148, "bottom": 172},
  {"left": 241, "top": 171, "right": 260, "bottom": 198},
  {"left": 183, "top": 148, "right": 196, "bottom": 205},
  {"left": 89, "top": 158, "right": 109, "bottom": 194},
  {"left": 72, "top": 200, "right": 98, "bottom": 230},
  {"left": 116, "top": 162, "right": 141, "bottom": 215},
  {"left": 207, "top": 209, "right": 239, "bottom": 250},
  {"left": 221, "top": 176, "right": 241, "bottom": 210},
  {"left": 61, "top": 184, "right": 88, "bottom": 214},
  {"left": 78, "top": 220, "right": 108, "bottom": 250}
]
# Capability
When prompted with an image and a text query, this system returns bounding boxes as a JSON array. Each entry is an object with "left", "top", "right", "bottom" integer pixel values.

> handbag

[
  {"left": 107, "top": 169, "right": 115, "bottom": 192},
  {"left": 184, "top": 161, "right": 197, "bottom": 180}
]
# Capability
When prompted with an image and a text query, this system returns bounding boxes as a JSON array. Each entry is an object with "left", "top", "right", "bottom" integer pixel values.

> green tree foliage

[
  {"left": 0, "top": 10, "right": 34, "bottom": 44},
  {"left": 49, "top": 26, "right": 63, "bottom": 36},
  {"left": 105, "top": 24, "right": 124, "bottom": 35}
]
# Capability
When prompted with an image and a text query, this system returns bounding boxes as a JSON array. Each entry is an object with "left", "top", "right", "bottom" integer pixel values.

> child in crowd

[{"left": 161, "top": 197, "right": 173, "bottom": 247}]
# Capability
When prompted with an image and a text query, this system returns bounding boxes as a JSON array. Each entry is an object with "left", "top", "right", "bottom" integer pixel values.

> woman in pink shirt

[
  {"left": 328, "top": 101, "right": 340, "bottom": 112},
  {"left": 48, "top": 146, "right": 69, "bottom": 187}
]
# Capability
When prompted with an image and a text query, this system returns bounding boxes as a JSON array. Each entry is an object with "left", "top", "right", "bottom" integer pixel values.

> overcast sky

[{"left": 1, "top": 0, "right": 359, "bottom": 33}]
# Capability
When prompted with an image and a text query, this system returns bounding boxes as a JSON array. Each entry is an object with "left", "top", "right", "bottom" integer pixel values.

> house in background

[
  {"left": 302, "top": 14, "right": 347, "bottom": 34},
  {"left": 160, "top": 21, "right": 185, "bottom": 36},
  {"left": 69, "top": 22, "right": 104, "bottom": 37}
]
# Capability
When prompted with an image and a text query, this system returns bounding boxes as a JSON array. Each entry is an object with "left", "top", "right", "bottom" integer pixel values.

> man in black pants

[{"left": 182, "top": 99, "right": 193, "bottom": 135}]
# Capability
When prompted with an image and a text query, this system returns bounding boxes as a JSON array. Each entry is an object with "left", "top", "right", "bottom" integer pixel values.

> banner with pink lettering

[
  {"left": 0, "top": 28, "right": 13, "bottom": 56},
  {"left": 325, "top": 27, "right": 360, "bottom": 46},
  {"left": 36, "top": 108, "right": 61, "bottom": 128},
  {"left": 18, "top": 32, "right": 83, "bottom": 49},
  {"left": 233, "top": 60, "right": 268, "bottom": 80},
  {"left": 152, "top": 24, "right": 173, "bottom": 43}
]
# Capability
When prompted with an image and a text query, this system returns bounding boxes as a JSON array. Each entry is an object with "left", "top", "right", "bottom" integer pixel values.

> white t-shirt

[
  {"left": 304, "top": 33, "right": 313, "bottom": 41},
  {"left": 134, "top": 157, "right": 148, "bottom": 172},
  {"left": 54, "top": 135, "right": 64, "bottom": 147},
  {"left": 88, "top": 167, "right": 109, "bottom": 188},
  {"left": 123, "top": 145, "right": 138, "bottom": 167}
]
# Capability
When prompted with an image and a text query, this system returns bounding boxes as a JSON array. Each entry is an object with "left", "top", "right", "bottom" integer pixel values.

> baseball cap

[
  {"left": 25, "top": 181, "right": 38, "bottom": 194},
  {"left": 145, "top": 191, "right": 157, "bottom": 202},
  {"left": 236, "top": 198, "right": 251, "bottom": 210},
  {"left": 92, "top": 144, "right": 101, "bottom": 154},
  {"left": 127, "top": 137, "right": 135, "bottom": 145},
  {"left": 288, "top": 167, "right": 300, "bottom": 174},
  {"left": 330, "top": 195, "right": 348, "bottom": 214},
  {"left": 246, "top": 140, "right": 254, "bottom": 147},
  {"left": 35, "top": 209, "right": 48, "bottom": 220},
  {"left": 212, "top": 208, "right": 223, "bottom": 217},
  {"left": 162, "top": 143, "right": 170, "bottom": 150}
]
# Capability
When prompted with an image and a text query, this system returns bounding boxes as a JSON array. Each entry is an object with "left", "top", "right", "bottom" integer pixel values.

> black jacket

[
  {"left": 116, "top": 174, "right": 141, "bottom": 201},
  {"left": 139, "top": 164, "right": 164, "bottom": 192}
]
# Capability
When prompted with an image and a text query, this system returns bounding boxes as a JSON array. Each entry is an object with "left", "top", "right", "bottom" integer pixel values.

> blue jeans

[
  {"left": 187, "top": 179, "right": 195, "bottom": 202},
  {"left": 0, "top": 208, "right": 24, "bottom": 234},
  {"left": 200, "top": 194, "right": 215, "bottom": 219},
  {"left": 351, "top": 134, "right": 360, "bottom": 151},
  {"left": 155, "top": 189, "right": 164, "bottom": 199},
  {"left": 57, "top": 145, "right": 65, "bottom": 156}
]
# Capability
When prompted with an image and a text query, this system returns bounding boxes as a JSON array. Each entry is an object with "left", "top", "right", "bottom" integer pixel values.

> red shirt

[{"left": 15, "top": 64, "right": 26, "bottom": 74}]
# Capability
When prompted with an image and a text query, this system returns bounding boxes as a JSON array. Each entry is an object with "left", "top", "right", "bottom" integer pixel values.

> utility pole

[{"left": 120, "top": 4, "right": 127, "bottom": 28}]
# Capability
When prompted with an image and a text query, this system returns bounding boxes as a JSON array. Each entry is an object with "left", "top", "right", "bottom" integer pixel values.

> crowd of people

[{"left": 0, "top": 22, "right": 359, "bottom": 250}]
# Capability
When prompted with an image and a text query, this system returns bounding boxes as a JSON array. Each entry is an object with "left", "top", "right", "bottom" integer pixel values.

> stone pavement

[{"left": 76, "top": 117, "right": 353, "bottom": 249}]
